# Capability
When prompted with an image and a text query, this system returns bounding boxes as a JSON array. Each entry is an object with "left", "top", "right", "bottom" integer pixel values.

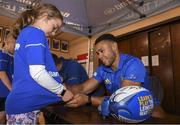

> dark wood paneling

[
  {"left": 118, "top": 32, "right": 150, "bottom": 72},
  {"left": 129, "top": 32, "right": 149, "bottom": 58},
  {"left": 149, "top": 26, "right": 175, "bottom": 113},
  {"left": 129, "top": 32, "right": 150, "bottom": 72},
  {"left": 117, "top": 38, "right": 131, "bottom": 54},
  {"left": 170, "top": 21, "right": 180, "bottom": 115}
]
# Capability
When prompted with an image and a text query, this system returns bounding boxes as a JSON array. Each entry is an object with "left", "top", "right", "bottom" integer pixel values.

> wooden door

[
  {"left": 129, "top": 32, "right": 150, "bottom": 72},
  {"left": 117, "top": 38, "right": 131, "bottom": 54},
  {"left": 149, "top": 26, "right": 175, "bottom": 113},
  {"left": 129, "top": 32, "right": 149, "bottom": 58},
  {"left": 118, "top": 32, "right": 150, "bottom": 72},
  {"left": 170, "top": 21, "right": 180, "bottom": 115}
]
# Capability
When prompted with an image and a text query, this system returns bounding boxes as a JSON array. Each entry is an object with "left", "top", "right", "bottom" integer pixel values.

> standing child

[
  {"left": 0, "top": 33, "right": 15, "bottom": 124},
  {"left": 5, "top": 4, "right": 73, "bottom": 124}
]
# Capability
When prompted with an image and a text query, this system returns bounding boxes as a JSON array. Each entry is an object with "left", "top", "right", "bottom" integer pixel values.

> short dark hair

[{"left": 95, "top": 34, "right": 117, "bottom": 45}]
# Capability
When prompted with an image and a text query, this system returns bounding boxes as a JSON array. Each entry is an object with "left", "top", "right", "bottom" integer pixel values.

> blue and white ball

[{"left": 109, "top": 86, "right": 154, "bottom": 123}]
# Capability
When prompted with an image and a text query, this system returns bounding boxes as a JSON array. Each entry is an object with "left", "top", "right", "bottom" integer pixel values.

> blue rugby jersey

[
  {"left": 5, "top": 26, "right": 62, "bottom": 114},
  {"left": 0, "top": 49, "right": 14, "bottom": 97}
]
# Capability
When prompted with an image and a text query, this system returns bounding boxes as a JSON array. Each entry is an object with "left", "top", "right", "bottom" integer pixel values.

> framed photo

[
  {"left": 4, "top": 28, "right": 10, "bottom": 42},
  {"left": 61, "top": 40, "right": 69, "bottom": 52},
  {"left": 47, "top": 38, "right": 51, "bottom": 49},
  {"left": 0, "top": 26, "right": 3, "bottom": 43},
  {"left": 52, "top": 39, "right": 60, "bottom": 51}
]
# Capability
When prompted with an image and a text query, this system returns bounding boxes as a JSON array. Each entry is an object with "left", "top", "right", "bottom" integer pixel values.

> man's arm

[
  {"left": 65, "top": 77, "right": 106, "bottom": 107},
  {"left": 66, "top": 77, "right": 100, "bottom": 94},
  {"left": 0, "top": 71, "right": 12, "bottom": 91},
  {"left": 65, "top": 93, "right": 105, "bottom": 107},
  {"left": 121, "top": 80, "right": 141, "bottom": 87}
]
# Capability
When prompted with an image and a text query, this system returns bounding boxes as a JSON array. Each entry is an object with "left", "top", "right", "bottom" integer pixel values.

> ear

[{"left": 112, "top": 42, "right": 118, "bottom": 51}]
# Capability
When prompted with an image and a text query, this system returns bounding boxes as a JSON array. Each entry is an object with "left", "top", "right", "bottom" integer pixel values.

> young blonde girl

[{"left": 5, "top": 4, "right": 73, "bottom": 124}]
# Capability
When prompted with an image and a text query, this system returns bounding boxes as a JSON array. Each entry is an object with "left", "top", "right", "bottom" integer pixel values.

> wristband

[
  {"left": 87, "top": 95, "right": 92, "bottom": 106},
  {"left": 60, "top": 89, "right": 66, "bottom": 96}
]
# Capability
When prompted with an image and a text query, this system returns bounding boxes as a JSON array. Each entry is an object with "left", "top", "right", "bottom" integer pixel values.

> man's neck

[{"left": 111, "top": 54, "right": 120, "bottom": 71}]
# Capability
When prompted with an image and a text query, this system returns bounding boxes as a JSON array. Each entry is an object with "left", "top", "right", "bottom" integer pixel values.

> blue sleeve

[
  {"left": 25, "top": 29, "right": 46, "bottom": 65},
  {"left": 0, "top": 52, "right": 8, "bottom": 71},
  {"left": 124, "top": 58, "right": 146, "bottom": 83},
  {"left": 93, "top": 66, "right": 103, "bottom": 83}
]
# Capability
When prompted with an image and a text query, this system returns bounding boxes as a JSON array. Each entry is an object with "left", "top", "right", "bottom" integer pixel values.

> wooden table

[{"left": 42, "top": 104, "right": 180, "bottom": 124}]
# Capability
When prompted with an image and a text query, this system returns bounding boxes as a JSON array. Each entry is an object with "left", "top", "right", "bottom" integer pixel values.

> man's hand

[
  {"left": 61, "top": 90, "right": 74, "bottom": 102},
  {"left": 65, "top": 93, "right": 88, "bottom": 107}
]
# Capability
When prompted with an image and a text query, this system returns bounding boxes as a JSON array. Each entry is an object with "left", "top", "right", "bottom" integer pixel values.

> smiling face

[{"left": 95, "top": 40, "right": 117, "bottom": 67}]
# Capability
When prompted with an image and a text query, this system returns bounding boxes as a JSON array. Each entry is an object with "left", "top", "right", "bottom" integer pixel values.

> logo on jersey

[
  {"left": 126, "top": 74, "right": 136, "bottom": 80},
  {"left": 105, "top": 79, "right": 111, "bottom": 84},
  {"left": 15, "top": 43, "right": 20, "bottom": 50}
]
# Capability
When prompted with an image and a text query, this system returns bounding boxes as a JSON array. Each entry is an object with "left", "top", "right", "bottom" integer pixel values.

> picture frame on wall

[
  {"left": 0, "top": 26, "right": 3, "bottom": 43},
  {"left": 4, "top": 28, "right": 10, "bottom": 42},
  {"left": 61, "top": 40, "right": 69, "bottom": 52},
  {"left": 52, "top": 39, "right": 60, "bottom": 51}
]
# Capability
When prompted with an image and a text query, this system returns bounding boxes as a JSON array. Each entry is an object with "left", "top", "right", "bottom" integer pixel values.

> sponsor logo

[
  {"left": 105, "top": 79, "right": 111, "bottom": 84},
  {"left": 138, "top": 95, "right": 154, "bottom": 116}
]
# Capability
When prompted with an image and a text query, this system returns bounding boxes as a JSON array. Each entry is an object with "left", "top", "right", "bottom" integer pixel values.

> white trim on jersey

[
  {"left": 25, "top": 43, "right": 46, "bottom": 48},
  {"left": 29, "top": 65, "right": 65, "bottom": 95},
  {"left": 0, "top": 59, "right": 8, "bottom": 62}
]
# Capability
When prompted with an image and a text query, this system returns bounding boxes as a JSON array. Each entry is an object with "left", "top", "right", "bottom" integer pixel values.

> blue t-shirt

[
  {"left": 58, "top": 57, "right": 88, "bottom": 85},
  {"left": 93, "top": 54, "right": 159, "bottom": 104},
  {"left": 5, "top": 26, "right": 62, "bottom": 114},
  {"left": 0, "top": 49, "right": 14, "bottom": 97},
  {"left": 59, "top": 57, "right": 105, "bottom": 96}
]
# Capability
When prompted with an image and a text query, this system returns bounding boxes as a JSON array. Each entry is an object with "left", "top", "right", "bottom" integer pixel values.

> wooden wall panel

[
  {"left": 129, "top": 32, "right": 150, "bottom": 72},
  {"left": 117, "top": 38, "right": 131, "bottom": 54},
  {"left": 129, "top": 32, "right": 149, "bottom": 58},
  {"left": 170, "top": 21, "right": 180, "bottom": 115},
  {"left": 149, "top": 26, "right": 175, "bottom": 113},
  {"left": 118, "top": 32, "right": 150, "bottom": 72}
]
